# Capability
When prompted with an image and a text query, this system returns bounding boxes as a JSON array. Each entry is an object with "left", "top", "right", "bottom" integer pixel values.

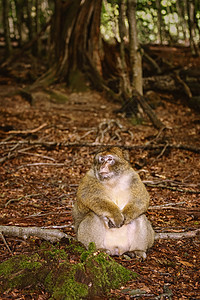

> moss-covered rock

[{"left": 0, "top": 241, "right": 137, "bottom": 299}]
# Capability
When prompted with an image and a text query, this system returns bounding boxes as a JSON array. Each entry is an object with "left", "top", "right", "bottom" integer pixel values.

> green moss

[
  {"left": 129, "top": 115, "right": 143, "bottom": 125},
  {"left": 45, "top": 89, "right": 69, "bottom": 103},
  {"left": 44, "top": 246, "right": 68, "bottom": 261},
  {"left": 0, "top": 254, "right": 42, "bottom": 278},
  {"left": 84, "top": 251, "right": 135, "bottom": 294},
  {"left": 50, "top": 265, "right": 88, "bottom": 300},
  {"left": 80, "top": 242, "right": 96, "bottom": 262},
  {"left": 66, "top": 239, "right": 86, "bottom": 256},
  {"left": 68, "top": 69, "right": 89, "bottom": 92},
  {"left": 0, "top": 258, "right": 16, "bottom": 276},
  {"left": 0, "top": 241, "right": 136, "bottom": 298},
  {"left": 19, "top": 253, "right": 42, "bottom": 270}
]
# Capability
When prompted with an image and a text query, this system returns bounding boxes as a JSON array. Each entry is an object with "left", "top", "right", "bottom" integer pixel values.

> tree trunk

[
  {"left": 52, "top": 0, "right": 103, "bottom": 82},
  {"left": 127, "top": 0, "right": 143, "bottom": 95},
  {"left": 118, "top": 0, "right": 131, "bottom": 97},
  {"left": 27, "top": 0, "right": 163, "bottom": 129},
  {"left": 35, "top": 0, "right": 41, "bottom": 55},
  {"left": 2, "top": 0, "right": 12, "bottom": 56},
  {"left": 186, "top": 0, "right": 199, "bottom": 56},
  {"left": 14, "top": 0, "right": 23, "bottom": 47},
  {"left": 156, "top": 0, "right": 163, "bottom": 44}
]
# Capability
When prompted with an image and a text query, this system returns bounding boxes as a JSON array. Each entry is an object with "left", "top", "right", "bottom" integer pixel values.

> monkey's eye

[
  {"left": 98, "top": 156, "right": 105, "bottom": 163},
  {"left": 106, "top": 156, "right": 115, "bottom": 165}
]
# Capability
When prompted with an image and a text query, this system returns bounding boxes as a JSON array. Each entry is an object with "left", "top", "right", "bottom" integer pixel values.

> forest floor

[{"left": 0, "top": 46, "right": 200, "bottom": 299}]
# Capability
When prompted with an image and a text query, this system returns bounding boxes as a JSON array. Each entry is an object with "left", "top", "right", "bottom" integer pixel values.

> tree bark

[
  {"left": 127, "top": 0, "right": 143, "bottom": 95},
  {"left": 2, "top": 0, "right": 12, "bottom": 56},
  {"left": 156, "top": 0, "right": 163, "bottom": 44},
  {"left": 53, "top": 0, "right": 103, "bottom": 81},
  {"left": 118, "top": 0, "right": 131, "bottom": 97}
]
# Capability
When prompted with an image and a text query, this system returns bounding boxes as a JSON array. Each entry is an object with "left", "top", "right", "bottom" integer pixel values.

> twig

[
  {"left": 16, "top": 162, "right": 66, "bottom": 170},
  {"left": 143, "top": 179, "right": 198, "bottom": 188},
  {"left": 17, "top": 150, "right": 55, "bottom": 161},
  {"left": 0, "top": 146, "right": 36, "bottom": 163},
  {"left": 145, "top": 182, "right": 200, "bottom": 194},
  {"left": 95, "top": 119, "right": 124, "bottom": 143},
  {"left": 42, "top": 224, "right": 72, "bottom": 229},
  {"left": 0, "top": 232, "right": 13, "bottom": 255},
  {"left": 24, "top": 211, "right": 69, "bottom": 218},
  {"left": 5, "top": 194, "right": 40, "bottom": 208},
  {"left": 152, "top": 142, "right": 169, "bottom": 162},
  {"left": 4, "top": 123, "right": 48, "bottom": 135}
]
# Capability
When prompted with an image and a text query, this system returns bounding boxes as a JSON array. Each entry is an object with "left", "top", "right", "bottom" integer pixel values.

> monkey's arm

[
  {"left": 122, "top": 199, "right": 149, "bottom": 224},
  {"left": 122, "top": 177, "right": 150, "bottom": 224},
  {"left": 77, "top": 196, "right": 124, "bottom": 228},
  {"left": 77, "top": 176, "right": 124, "bottom": 228}
]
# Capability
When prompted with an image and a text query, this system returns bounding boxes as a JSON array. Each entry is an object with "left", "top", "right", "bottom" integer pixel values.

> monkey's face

[{"left": 94, "top": 150, "right": 128, "bottom": 182}]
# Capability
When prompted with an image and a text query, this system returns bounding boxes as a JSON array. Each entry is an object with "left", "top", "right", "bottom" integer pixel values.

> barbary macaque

[{"left": 73, "top": 147, "right": 154, "bottom": 258}]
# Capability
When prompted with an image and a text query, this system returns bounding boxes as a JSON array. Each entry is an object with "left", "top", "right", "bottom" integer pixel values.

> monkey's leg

[
  {"left": 77, "top": 212, "right": 106, "bottom": 250},
  {"left": 128, "top": 215, "right": 155, "bottom": 259}
]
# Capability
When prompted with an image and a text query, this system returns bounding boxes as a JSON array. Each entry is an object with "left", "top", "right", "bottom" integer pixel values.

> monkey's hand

[
  {"left": 107, "top": 212, "right": 124, "bottom": 228},
  {"left": 103, "top": 212, "right": 124, "bottom": 228},
  {"left": 122, "top": 206, "right": 140, "bottom": 225}
]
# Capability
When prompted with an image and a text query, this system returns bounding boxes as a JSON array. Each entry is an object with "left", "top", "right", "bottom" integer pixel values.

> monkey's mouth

[{"left": 99, "top": 172, "right": 114, "bottom": 180}]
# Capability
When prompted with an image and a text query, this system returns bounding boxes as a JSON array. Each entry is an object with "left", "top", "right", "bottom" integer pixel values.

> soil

[{"left": 0, "top": 46, "right": 199, "bottom": 299}]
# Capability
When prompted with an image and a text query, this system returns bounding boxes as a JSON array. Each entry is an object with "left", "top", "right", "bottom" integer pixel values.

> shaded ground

[{"left": 0, "top": 47, "right": 200, "bottom": 299}]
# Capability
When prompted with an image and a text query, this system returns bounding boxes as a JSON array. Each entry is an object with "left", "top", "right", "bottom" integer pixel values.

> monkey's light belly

[{"left": 104, "top": 223, "right": 134, "bottom": 256}]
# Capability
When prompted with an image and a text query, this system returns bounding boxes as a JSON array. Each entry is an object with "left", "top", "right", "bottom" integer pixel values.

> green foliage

[
  {"left": 100, "top": 0, "right": 200, "bottom": 44},
  {"left": 2, "top": 0, "right": 200, "bottom": 59}
]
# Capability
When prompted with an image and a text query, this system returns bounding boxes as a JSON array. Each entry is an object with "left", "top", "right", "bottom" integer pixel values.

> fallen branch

[
  {"left": 0, "top": 146, "right": 55, "bottom": 164},
  {"left": 5, "top": 194, "right": 40, "bottom": 208},
  {"left": 1, "top": 140, "right": 199, "bottom": 153},
  {"left": 0, "top": 225, "right": 199, "bottom": 244},
  {"left": 149, "top": 205, "right": 200, "bottom": 217},
  {"left": 174, "top": 70, "right": 192, "bottom": 98},
  {"left": 0, "top": 225, "right": 72, "bottom": 243},
  {"left": 149, "top": 202, "right": 185, "bottom": 209},
  {"left": 4, "top": 123, "right": 48, "bottom": 135},
  {"left": 155, "top": 229, "right": 200, "bottom": 240},
  {"left": 16, "top": 162, "right": 66, "bottom": 170},
  {"left": 146, "top": 183, "right": 200, "bottom": 194},
  {"left": 0, "top": 232, "right": 13, "bottom": 255},
  {"left": 133, "top": 90, "right": 164, "bottom": 130}
]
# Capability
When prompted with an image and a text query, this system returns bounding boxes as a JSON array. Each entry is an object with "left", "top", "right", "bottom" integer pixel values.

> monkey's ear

[{"left": 123, "top": 149, "right": 130, "bottom": 161}]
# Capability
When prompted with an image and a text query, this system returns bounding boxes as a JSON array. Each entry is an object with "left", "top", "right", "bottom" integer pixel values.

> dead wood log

[
  {"left": 84, "top": 54, "right": 164, "bottom": 130},
  {"left": 143, "top": 75, "right": 178, "bottom": 92},
  {"left": 155, "top": 229, "right": 200, "bottom": 240},
  {"left": 0, "top": 225, "right": 199, "bottom": 244},
  {"left": 143, "top": 71, "right": 199, "bottom": 103},
  {"left": 0, "top": 225, "right": 72, "bottom": 242},
  {"left": 132, "top": 90, "right": 164, "bottom": 129},
  {"left": 174, "top": 70, "right": 192, "bottom": 98},
  {"left": 143, "top": 51, "right": 162, "bottom": 74},
  {"left": 119, "top": 90, "right": 164, "bottom": 129}
]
